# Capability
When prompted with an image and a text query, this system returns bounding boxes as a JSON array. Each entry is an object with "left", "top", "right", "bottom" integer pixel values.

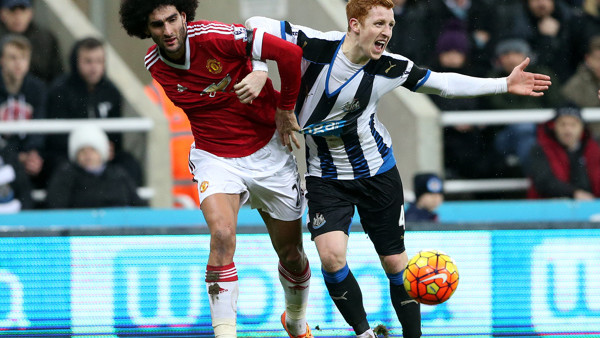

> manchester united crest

[
  {"left": 206, "top": 59, "right": 222, "bottom": 74},
  {"left": 199, "top": 181, "right": 210, "bottom": 193}
]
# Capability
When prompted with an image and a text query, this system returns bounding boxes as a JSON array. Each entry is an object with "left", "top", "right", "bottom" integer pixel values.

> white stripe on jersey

[
  {"left": 251, "top": 29, "right": 265, "bottom": 61},
  {"left": 144, "top": 49, "right": 160, "bottom": 70}
]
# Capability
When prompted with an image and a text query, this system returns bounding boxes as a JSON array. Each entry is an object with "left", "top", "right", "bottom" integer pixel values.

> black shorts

[{"left": 305, "top": 166, "right": 406, "bottom": 256}]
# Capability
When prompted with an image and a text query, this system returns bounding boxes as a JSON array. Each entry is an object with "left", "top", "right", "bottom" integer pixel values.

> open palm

[{"left": 507, "top": 57, "right": 552, "bottom": 97}]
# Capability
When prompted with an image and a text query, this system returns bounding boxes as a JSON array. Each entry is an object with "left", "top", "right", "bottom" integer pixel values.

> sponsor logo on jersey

[
  {"left": 311, "top": 212, "right": 326, "bottom": 229},
  {"left": 201, "top": 75, "right": 232, "bottom": 95},
  {"left": 206, "top": 59, "right": 223, "bottom": 74},
  {"left": 300, "top": 120, "right": 347, "bottom": 136},
  {"left": 199, "top": 181, "right": 209, "bottom": 193},
  {"left": 177, "top": 84, "right": 188, "bottom": 92}
]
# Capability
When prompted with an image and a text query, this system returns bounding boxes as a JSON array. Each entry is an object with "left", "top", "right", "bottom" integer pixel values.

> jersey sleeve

[
  {"left": 202, "top": 22, "right": 254, "bottom": 60},
  {"left": 416, "top": 71, "right": 507, "bottom": 97},
  {"left": 251, "top": 29, "right": 303, "bottom": 110}
]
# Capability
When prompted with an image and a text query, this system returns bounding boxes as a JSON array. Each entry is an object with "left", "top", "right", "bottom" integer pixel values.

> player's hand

[
  {"left": 507, "top": 57, "right": 552, "bottom": 97},
  {"left": 275, "top": 108, "right": 300, "bottom": 151},
  {"left": 234, "top": 70, "right": 268, "bottom": 104}
]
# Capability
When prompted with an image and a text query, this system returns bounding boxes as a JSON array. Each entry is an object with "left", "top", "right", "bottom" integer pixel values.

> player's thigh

[
  {"left": 305, "top": 176, "right": 357, "bottom": 240},
  {"left": 246, "top": 139, "right": 305, "bottom": 222},
  {"left": 357, "top": 168, "right": 406, "bottom": 256},
  {"left": 188, "top": 145, "right": 249, "bottom": 205}
]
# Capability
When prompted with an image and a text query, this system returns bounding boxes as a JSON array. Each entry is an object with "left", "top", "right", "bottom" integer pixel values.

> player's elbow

[{"left": 245, "top": 16, "right": 265, "bottom": 29}]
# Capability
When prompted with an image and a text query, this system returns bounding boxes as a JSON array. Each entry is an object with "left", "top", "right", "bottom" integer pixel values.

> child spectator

[
  {"left": 46, "top": 124, "right": 144, "bottom": 209},
  {"left": 406, "top": 173, "right": 444, "bottom": 222}
]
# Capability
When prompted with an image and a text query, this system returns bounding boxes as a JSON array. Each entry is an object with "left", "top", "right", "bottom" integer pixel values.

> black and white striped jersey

[
  {"left": 257, "top": 20, "right": 429, "bottom": 180},
  {"left": 247, "top": 17, "right": 507, "bottom": 180}
]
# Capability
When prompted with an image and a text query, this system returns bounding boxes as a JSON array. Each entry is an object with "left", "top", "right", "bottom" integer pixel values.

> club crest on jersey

[
  {"left": 341, "top": 98, "right": 361, "bottom": 114},
  {"left": 206, "top": 59, "right": 223, "bottom": 74},
  {"left": 201, "top": 74, "right": 232, "bottom": 95},
  {"left": 199, "top": 181, "right": 209, "bottom": 193},
  {"left": 177, "top": 84, "right": 188, "bottom": 92},
  {"left": 311, "top": 213, "right": 326, "bottom": 229}
]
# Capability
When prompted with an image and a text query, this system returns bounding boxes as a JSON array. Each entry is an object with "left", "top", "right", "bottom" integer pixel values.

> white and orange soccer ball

[{"left": 403, "top": 250, "right": 459, "bottom": 305}]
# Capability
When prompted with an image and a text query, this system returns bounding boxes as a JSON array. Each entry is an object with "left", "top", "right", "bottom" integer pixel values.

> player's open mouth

[{"left": 374, "top": 40, "right": 386, "bottom": 53}]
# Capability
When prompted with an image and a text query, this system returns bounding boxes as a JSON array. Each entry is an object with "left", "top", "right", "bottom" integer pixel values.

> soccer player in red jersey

[{"left": 120, "top": 1, "right": 312, "bottom": 337}]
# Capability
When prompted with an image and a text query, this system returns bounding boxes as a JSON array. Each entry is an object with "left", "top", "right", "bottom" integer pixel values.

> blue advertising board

[{"left": 1, "top": 229, "right": 599, "bottom": 337}]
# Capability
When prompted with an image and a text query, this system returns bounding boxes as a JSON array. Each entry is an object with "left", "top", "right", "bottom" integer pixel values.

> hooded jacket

[
  {"left": 527, "top": 119, "right": 600, "bottom": 198},
  {"left": 46, "top": 39, "right": 123, "bottom": 161}
]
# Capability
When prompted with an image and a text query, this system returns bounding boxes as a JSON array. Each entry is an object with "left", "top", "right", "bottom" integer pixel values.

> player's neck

[
  {"left": 341, "top": 33, "right": 369, "bottom": 65},
  {"left": 161, "top": 47, "right": 186, "bottom": 65}
]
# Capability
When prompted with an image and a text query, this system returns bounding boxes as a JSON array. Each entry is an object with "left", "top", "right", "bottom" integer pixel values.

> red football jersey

[{"left": 145, "top": 21, "right": 282, "bottom": 157}]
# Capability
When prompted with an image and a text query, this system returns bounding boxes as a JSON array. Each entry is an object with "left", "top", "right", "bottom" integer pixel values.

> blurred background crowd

[{"left": 1, "top": 0, "right": 600, "bottom": 213}]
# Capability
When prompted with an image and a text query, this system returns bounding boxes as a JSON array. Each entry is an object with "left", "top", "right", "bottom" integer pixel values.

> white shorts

[{"left": 189, "top": 133, "right": 305, "bottom": 221}]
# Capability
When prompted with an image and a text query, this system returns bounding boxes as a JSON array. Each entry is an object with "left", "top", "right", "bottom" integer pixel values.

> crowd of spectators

[
  {"left": 385, "top": 0, "right": 600, "bottom": 200},
  {"left": 0, "top": 0, "right": 143, "bottom": 212},
  {"left": 1, "top": 0, "right": 600, "bottom": 213}
]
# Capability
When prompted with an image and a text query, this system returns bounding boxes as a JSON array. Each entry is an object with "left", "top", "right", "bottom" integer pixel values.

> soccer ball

[{"left": 403, "top": 250, "right": 459, "bottom": 305}]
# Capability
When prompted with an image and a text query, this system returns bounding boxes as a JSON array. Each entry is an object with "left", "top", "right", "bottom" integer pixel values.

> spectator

[
  {"left": 144, "top": 79, "right": 197, "bottom": 208},
  {"left": 483, "top": 38, "right": 563, "bottom": 175},
  {"left": 46, "top": 37, "right": 143, "bottom": 186},
  {"left": 0, "top": 0, "right": 63, "bottom": 83},
  {"left": 500, "top": 0, "right": 575, "bottom": 83},
  {"left": 0, "top": 34, "right": 48, "bottom": 190},
  {"left": 420, "top": 0, "right": 498, "bottom": 73},
  {"left": 527, "top": 104, "right": 600, "bottom": 199},
  {"left": 562, "top": 35, "right": 600, "bottom": 108},
  {"left": 405, "top": 173, "right": 444, "bottom": 222},
  {"left": 386, "top": 0, "right": 427, "bottom": 64},
  {"left": 428, "top": 22, "right": 500, "bottom": 180},
  {"left": 568, "top": 0, "right": 600, "bottom": 68},
  {"left": 46, "top": 124, "right": 144, "bottom": 209},
  {"left": 0, "top": 138, "right": 32, "bottom": 212}
]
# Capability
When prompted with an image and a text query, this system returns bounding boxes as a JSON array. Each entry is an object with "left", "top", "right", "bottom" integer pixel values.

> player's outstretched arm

[{"left": 506, "top": 57, "right": 552, "bottom": 97}]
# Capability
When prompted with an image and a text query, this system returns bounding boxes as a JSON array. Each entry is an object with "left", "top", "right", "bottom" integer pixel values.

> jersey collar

[{"left": 158, "top": 34, "right": 191, "bottom": 70}]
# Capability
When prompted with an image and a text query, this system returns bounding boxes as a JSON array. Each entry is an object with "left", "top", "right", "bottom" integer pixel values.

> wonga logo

[
  {"left": 531, "top": 238, "right": 600, "bottom": 333},
  {"left": 112, "top": 248, "right": 211, "bottom": 334}
]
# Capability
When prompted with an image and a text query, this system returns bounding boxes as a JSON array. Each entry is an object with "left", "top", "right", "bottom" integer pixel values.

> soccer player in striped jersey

[
  {"left": 120, "top": 1, "right": 313, "bottom": 337},
  {"left": 246, "top": 0, "right": 552, "bottom": 337}
]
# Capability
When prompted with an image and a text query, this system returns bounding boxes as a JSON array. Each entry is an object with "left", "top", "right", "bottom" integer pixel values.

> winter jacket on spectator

[
  {"left": 527, "top": 117, "right": 600, "bottom": 198},
  {"left": 0, "top": 71, "right": 46, "bottom": 153}
]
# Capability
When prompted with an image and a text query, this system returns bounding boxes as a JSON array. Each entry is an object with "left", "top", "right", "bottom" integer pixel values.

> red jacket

[{"left": 528, "top": 120, "right": 600, "bottom": 198}]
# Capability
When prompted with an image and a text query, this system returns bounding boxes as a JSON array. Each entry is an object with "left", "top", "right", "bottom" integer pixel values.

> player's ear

[
  {"left": 181, "top": 11, "right": 187, "bottom": 24},
  {"left": 348, "top": 18, "right": 360, "bottom": 34}
]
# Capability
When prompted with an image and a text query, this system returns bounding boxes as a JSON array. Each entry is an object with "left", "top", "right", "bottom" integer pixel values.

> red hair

[{"left": 346, "top": 0, "right": 394, "bottom": 29}]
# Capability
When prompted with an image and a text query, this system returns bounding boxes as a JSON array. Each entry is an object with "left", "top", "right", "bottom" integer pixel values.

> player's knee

[
  {"left": 275, "top": 243, "right": 305, "bottom": 267},
  {"left": 319, "top": 254, "right": 347, "bottom": 273},
  {"left": 210, "top": 229, "right": 236, "bottom": 255}
]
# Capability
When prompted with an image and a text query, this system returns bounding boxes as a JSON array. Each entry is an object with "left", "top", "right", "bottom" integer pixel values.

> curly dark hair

[{"left": 120, "top": 0, "right": 198, "bottom": 39}]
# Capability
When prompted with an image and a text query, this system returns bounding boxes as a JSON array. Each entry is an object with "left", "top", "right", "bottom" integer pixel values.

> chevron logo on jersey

[{"left": 300, "top": 120, "right": 347, "bottom": 136}]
